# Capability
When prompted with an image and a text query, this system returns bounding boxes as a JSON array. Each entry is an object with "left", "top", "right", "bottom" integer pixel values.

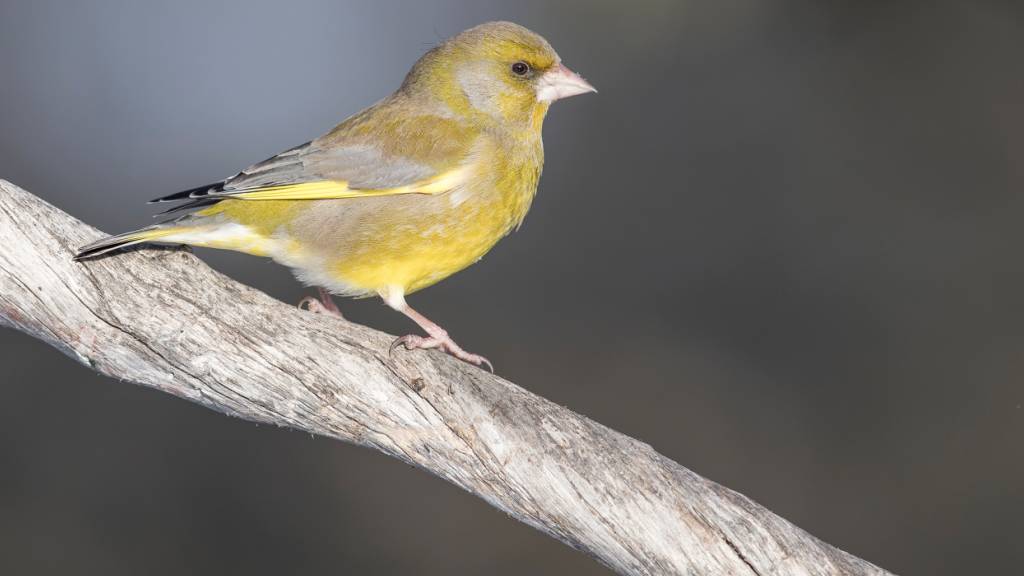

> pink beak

[{"left": 536, "top": 64, "right": 597, "bottom": 103}]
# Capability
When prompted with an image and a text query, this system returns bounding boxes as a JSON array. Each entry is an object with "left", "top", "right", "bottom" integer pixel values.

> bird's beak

[{"left": 536, "top": 64, "right": 597, "bottom": 103}]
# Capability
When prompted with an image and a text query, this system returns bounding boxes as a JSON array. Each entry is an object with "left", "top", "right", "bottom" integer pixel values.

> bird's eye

[{"left": 511, "top": 61, "right": 531, "bottom": 76}]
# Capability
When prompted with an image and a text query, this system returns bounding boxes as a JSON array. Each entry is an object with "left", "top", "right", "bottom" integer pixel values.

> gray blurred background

[{"left": 1, "top": 0, "right": 1022, "bottom": 574}]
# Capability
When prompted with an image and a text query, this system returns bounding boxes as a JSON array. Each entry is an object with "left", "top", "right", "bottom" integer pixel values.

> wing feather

[
  {"left": 151, "top": 107, "right": 478, "bottom": 207},
  {"left": 201, "top": 165, "right": 470, "bottom": 201}
]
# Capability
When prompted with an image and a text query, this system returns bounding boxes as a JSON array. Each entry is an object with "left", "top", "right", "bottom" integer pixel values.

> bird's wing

[{"left": 152, "top": 111, "right": 478, "bottom": 204}]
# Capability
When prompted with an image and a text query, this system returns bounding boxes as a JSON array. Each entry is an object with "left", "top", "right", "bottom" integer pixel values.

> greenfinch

[{"left": 75, "top": 21, "right": 595, "bottom": 370}]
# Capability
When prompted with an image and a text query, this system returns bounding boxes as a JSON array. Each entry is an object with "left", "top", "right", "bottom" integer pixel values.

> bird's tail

[
  {"left": 74, "top": 224, "right": 201, "bottom": 260},
  {"left": 75, "top": 217, "right": 276, "bottom": 260}
]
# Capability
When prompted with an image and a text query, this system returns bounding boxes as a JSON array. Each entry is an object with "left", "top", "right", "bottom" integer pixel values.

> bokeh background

[{"left": 1, "top": 1, "right": 1022, "bottom": 574}]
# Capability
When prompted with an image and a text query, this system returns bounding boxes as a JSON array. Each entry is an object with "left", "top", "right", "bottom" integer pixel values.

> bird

[{"left": 74, "top": 21, "right": 596, "bottom": 370}]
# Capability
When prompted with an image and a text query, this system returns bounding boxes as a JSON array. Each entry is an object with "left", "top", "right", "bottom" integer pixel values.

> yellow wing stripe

[{"left": 221, "top": 166, "right": 469, "bottom": 201}]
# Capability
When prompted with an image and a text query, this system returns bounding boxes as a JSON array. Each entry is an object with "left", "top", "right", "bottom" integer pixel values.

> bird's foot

[
  {"left": 391, "top": 333, "right": 493, "bottom": 372},
  {"left": 298, "top": 287, "right": 343, "bottom": 318}
]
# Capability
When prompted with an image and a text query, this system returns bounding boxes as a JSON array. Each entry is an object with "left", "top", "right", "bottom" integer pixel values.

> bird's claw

[
  {"left": 475, "top": 356, "right": 495, "bottom": 373},
  {"left": 390, "top": 334, "right": 438, "bottom": 354},
  {"left": 390, "top": 334, "right": 493, "bottom": 372},
  {"left": 298, "top": 288, "right": 343, "bottom": 318}
]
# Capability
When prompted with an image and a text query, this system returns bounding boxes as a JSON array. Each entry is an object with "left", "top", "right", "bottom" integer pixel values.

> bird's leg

[
  {"left": 384, "top": 292, "right": 492, "bottom": 371},
  {"left": 298, "top": 287, "right": 343, "bottom": 318}
]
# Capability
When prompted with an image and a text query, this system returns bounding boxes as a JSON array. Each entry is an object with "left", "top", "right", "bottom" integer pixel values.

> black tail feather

[
  {"left": 73, "top": 228, "right": 159, "bottom": 261},
  {"left": 77, "top": 182, "right": 224, "bottom": 260}
]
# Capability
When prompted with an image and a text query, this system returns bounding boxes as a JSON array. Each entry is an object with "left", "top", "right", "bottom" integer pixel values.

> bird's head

[{"left": 401, "top": 21, "right": 595, "bottom": 130}]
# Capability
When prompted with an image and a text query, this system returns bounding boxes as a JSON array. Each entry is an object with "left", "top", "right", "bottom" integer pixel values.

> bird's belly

[{"left": 327, "top": 206, "right": 509, "bottom": 295}]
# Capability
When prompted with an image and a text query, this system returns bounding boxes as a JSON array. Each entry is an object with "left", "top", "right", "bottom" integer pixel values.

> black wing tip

[
  {"left": 149, "top": 182, "right": 224, "bottom": 204},
  {"left": 152, "top": 197, "right": 220, "bottom": 217}
]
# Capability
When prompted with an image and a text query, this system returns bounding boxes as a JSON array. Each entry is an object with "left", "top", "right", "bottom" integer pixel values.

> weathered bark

[{"left": 0, "top": 179, "right": 893, "bottom": 576}]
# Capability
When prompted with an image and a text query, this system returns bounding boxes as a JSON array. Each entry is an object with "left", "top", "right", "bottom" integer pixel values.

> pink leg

[
  {"left": 299, "top": 287, "right": 343, "bottom": 318},
  {"left": 385, "top": 293, "right": 492, "bottom": 371}
]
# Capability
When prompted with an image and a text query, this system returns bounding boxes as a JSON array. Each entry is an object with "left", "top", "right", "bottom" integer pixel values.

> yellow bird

[{"left": 75, "top": 21, "right": 595, "bottom": 370}]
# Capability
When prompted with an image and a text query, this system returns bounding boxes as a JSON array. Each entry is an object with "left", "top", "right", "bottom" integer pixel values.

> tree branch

[{"left": 0, "top": 179, "right": 893, "bottom": 576}]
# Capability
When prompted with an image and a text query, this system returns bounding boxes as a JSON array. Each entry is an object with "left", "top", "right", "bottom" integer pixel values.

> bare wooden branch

[{"left": 0, "top": 179, "right": 894, "bottom": 576}]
